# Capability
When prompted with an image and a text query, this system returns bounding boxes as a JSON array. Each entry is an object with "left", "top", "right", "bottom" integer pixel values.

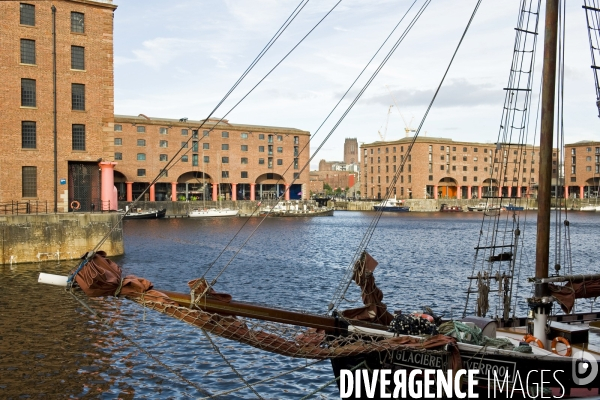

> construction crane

[
  {"left": 385, "top": 85, "right": 416, "bottom": 136},
  {"left": 377, "top": 105, "right": 393, "bottom": 141}
]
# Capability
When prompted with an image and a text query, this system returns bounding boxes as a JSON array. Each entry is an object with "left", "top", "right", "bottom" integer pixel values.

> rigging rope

[
  {"left": 331, "top": 0, "right": 484, "bottom": 312},
  {"left": 197, "top": 0, "right": 427, "bottom": 294}
]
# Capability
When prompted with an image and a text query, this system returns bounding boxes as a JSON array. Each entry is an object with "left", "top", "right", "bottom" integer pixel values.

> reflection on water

[{"left": 2, "top": 211, "right": 600, "bottom": 398}]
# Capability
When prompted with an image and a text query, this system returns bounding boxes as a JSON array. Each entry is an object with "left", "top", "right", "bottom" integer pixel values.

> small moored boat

[
  {"left": 440, "top": 203, "right": 463, "bottom": 212},
  {"left": 189, "top": 208, "right": 239, "bottom": 217},
  {"left": 373, "top": 197, "right": 410, "bottom": 212},
  {"left": 120, "top": 207, "right": 166, "bottom": 220}
]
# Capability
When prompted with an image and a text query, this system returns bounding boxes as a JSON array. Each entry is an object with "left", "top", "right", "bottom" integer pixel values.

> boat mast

[{"left": 535, "top": 0, "right": 558, "bottom": 298}]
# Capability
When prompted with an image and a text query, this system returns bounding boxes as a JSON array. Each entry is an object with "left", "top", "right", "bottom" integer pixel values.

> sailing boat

[
  {"left": 37, "top": 0, "right": 600, "bottom": 398},
  {"left": 188, "top": 152, "right": 238, "bottom": 217}
]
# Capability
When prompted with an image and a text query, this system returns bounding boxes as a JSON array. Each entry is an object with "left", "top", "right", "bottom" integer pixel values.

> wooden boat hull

[{"left": 122, "top": 208, "right": 167, "bottom": 220}]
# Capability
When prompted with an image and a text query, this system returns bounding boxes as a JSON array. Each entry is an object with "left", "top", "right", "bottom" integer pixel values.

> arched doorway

[
  {"left": 255, "top": 173, "right": 287, "bottom": 200},
  {"left": 437, "top": 177, "right": 458, "bottom": 199},
  {"left": 482, "top": 178, "right": 499, "bottom": 198},
  {"left": 177, "top": 171, "right": 214, "bottom": 201}
]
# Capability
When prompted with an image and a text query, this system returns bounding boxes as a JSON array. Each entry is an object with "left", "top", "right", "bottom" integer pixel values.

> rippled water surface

[{"left": 2, "top": 211, "right": 600, "bottom": 398}]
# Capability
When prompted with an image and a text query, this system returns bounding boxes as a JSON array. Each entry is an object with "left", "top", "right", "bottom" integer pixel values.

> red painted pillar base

[
  {"left": 149, "top": 184, "right": 155, "bottom": 202},
  {"left": 212, "top": 183, "right": 218, "bottom": 201},
  {"left": 99, "top": 162, "right": 117, "bottom": 210},
  {"left": 171, "top": 182, "right": 178, "bottom": 201},
  {"left": 433, "top": 185, "right": 438, "bottom": 200},
  {"left": 126, "top": 182, "right": 133, "bottom": 202},
  {"left": 231, "top": 183, "right": 237, "bottom": 201},
  {"left": 285, "top": 184, "right": 290, "bottom": 200},
  {"left": 457, "top": 186, "right": 461, "bottom": 200},
  {"left": 250, "top": 183, "right": 256, "bottom": 201},
  {"left": 467, "top": 186, "right": 472, "bottom": 199},
  {"left": 580, "top": 185, "right": 585, "bottom": 199}
]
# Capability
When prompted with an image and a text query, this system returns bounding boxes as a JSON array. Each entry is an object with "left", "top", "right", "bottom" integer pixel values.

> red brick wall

[
  {"left": 0, "top": 0, "right": 115, "bottom": 210},
  {"left": 113, "top": 116, "right": 310, "bottom": 198}
]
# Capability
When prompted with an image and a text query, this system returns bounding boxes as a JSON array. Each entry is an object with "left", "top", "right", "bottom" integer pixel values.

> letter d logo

[{"left": 572, "top": 350, "right": 598, "bottom": 386}]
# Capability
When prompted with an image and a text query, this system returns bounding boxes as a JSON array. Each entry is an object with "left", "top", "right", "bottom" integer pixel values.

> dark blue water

[{"left": 2, "top": 211, "right": 600, "bottom": 398}]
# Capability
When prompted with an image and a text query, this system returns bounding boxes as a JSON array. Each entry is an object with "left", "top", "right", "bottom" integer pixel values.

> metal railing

[{"left": 0, "top": 200, "right": 49, "bottom": 215}]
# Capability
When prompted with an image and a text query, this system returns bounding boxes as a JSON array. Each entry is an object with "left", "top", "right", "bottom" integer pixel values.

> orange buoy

[
  {"left": 525, "top": 335, "right": 545, "bottom": 349},
  {"left": 70, "top": 200, "right": 81, "bottom": 210},
  {"left": 551, "top": 337, "right": 572, "bottom": 356}
]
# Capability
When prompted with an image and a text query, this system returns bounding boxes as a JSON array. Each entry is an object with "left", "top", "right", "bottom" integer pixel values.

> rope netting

[{"left": 72, "top": 251, "right": 459, "bottom": 362}]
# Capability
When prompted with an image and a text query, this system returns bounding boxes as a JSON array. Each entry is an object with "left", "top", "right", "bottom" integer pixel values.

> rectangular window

[
  {"left": 259, "top": 146, "right": 265, "bottom": 152},
  {"left": 259, "top": 158, "right": 265, "bottom": 165},
  {"left": 71, "top": 83, "right": 85, "bottom": 110},
  {"left": 114, "top": 138, "right": 122, "bottom": 145},
  {"left": 259, "top": 134, "right": 265, "bottom": 140},
  {"left": 192, "top": 155, "right": 198, "bottom": 166},
  {"left": 241, "top": 145, "right": 248, "bottom": 151},
  {"left": 21, "top": 78, "right": 36, "bottom": 107},
  {"left": 241, "top": 132, "right": 248, "bottom": 139},
  {"left": 159, "top": 140, "right": 168, "bottom": 148},
  {"left": 203, "top": 142, "right": 209, "bottom": 150},
  {"left": 222, "top": 131, "right": 229, "bottom": 138},
  {"left": 20, "top": 3, "right": 35, "bottom": 26},
  {"left": 181, "top": 129, "right": 188, "bottom": 136},
  {"left": 137, "top": 153, "right": 146, "bottom": 161},
  {"left": 181, "top": 142, "right": 188, "bottom": 148},
  {"left": 21, "top": 121, "right": 36, "bottom": 149},
  {"left": 241, "top": 157, "right": 248, "bottom": 164},
  {"left": 241, "top": 171, "right": 248, "bottom": 178},
  {"left": 277, "top": 135, "right": 283, "bottom": 141},
  {"left": 277, "top": 159, "right": 283, "bottom": 165},
  {"left": 203, "top": 130, "right": 209, "bottom": 137},
  {"left": 71, "top": 12, "right": 84, "bottom": 33},
  {"left": 137, "top": 169, "right": 146, "bottom": 177},
  {"left": 20, "top": 39, "right": 35, "bottom": 64},
  {"left": 277, "top": 147, "right": 283, "bottom": 153},
  {"left": 222, "top": 157, "right": 229, "bottom": 164},
  {"left": 192, "top": 130, "right": 198, "bottom": 138},
  {"left": 294, "top": 158, "right": 299, "bottom": 169},
  {"left": 181, "top": 155, "right": 188, "bottom": 162},
  {"left": 268, "top": 135, "right": 273, "bottom": 143},
  {"left": 72, "top": 124, "right": 85, "bottom": 150},
  {"left": 137, "top": 139, "right": 145, "bottom": 146},
  {"left": 114, "top": 124, "right": 122, "bottom": 132},
  {"left": 114, "top": 152, "right": 122, "bottom": 160},
  {"left": 137, "top": 126, "right": 146, "bottom": 133},
  {"left": 192, "top": 141, "right": 198, "bottom": 152},
  {"left": 22, "top": 166, "right": 37, "bottom": 197},
  {"left": 222, "top": 144, "right": 229, "bottom": 150},
  {"left": 293, "top": 173, "right": 300, "bottom": 179},
  {"left": 268, "top": 158, "right": 273, "bottom": 168},
  {"left": 159, "top": 127, "right": 168, "bottom": 135},
  {"left": 293, "top": 136, "right": 299, "bottom": 145},
  {"left": 160, "top": 154, "right": 168, "bottom": 161},
  {"left": 71, "top": 46, "right": 84, "bottom": 69},
  {"left": 203, "top": 155, "right": 209, "bottom": 163},
  {"left": 222, "top": 171, "right": 229, "bottom": 178}
]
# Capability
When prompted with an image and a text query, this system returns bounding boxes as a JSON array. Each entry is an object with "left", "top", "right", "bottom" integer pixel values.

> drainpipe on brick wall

[{"left": 52, "top": 5, "right": 57, "bottom": 213}]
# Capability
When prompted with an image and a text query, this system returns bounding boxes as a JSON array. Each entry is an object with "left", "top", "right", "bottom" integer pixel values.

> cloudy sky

[{"left": 113, "top": 0, "right": 599, "bottom": 169}]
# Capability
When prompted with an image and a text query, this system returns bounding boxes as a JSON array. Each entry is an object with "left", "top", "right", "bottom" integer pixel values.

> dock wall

[{"left": 0, "top": 213, "right": 123, "bottom": 265}]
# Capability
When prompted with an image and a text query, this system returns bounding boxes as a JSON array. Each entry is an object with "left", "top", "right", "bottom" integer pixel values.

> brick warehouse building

[
  {"left": 565, "top": 141, "right": 600, "bottom": 199},
  {"left": 1, "top": 0, "right": 311, "bottom": 212},
  {"left": 361, "top": 137, "right": 559, "bottom": 200},
  {"left": 113, "top": 115, "right": 310, "bottom": 201},
  {"left": 0, "top": 0, "right": 117, "bottom": 212}
]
